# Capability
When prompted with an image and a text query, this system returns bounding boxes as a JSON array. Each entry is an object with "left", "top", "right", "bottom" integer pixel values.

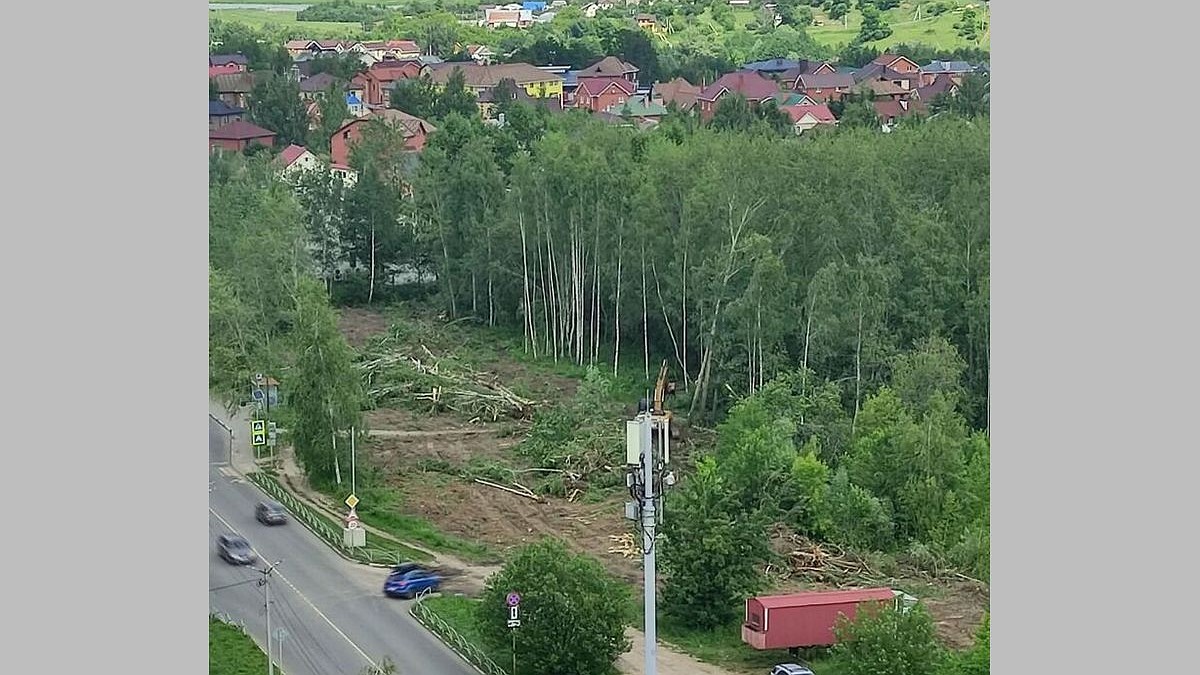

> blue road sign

[{"left": 506, "top": 592, "right": 521, "bottom": 607}]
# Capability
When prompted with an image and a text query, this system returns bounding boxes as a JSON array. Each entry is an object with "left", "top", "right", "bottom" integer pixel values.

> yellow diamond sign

[{"left": 345, "top": 494, "right": 359, "bottom": 510}]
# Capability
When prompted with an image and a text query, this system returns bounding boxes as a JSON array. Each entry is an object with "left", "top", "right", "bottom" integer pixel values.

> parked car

[
  {"left": 383, "top": 566, "right": 442, "bottom": 599},
  {"left": 771, "top": 663, "right": 815, "bottom": 675},
  {"left": 256, "top": 501, "right": 288, "bottom": 525},
  {"left": 216, "top": 534, "right": 256, "bottom": 565}
]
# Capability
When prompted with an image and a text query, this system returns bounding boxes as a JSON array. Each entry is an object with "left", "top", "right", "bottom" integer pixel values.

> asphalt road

[{"left": 208, "top": 434, "right": 479, "bottom": 675}]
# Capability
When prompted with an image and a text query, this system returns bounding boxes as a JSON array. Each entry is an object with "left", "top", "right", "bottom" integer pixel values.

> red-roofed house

[
  {"left": 464, "top": 44, "right": 497, "bottom": 65},
  {"left": 873, "top": 99, "right": 926, "bottom": 129},
  {"left": 871, "top": 54, "right": 920, "bottom": 74},
  {"left": 790, "top": 73, "right": 857, "bottom": 102},
  {"left": 209, "top": 120, "right": 276, "bottom": 154},
  {"left": 577, "top": 56, "right": 640, "bottom": 88},
  {"left": 781, "top": 104, "right": 837, "bottom": 135},
  {"left": 209, "top": 64, "right": 243, "bottom": 79},
  {"left": 351, "top": 60, "right": 423, "bottom": 106},
  {"left": 696, "top": 70, "right": 780, "bottom": 120},
  {"left": 573, "top": 76, "right": 636, "bottom": 112},
  {"left": 652, "top": 77, "right": 702, "bottom": 112},
  {"left": 385, "top": 40, "right": 421, "bottom": 59},
  {"left": 329, "top": 108, "right": 437, "bottom": 179},
  {"left": 277, "top": 144, "right": 319, "bottom": 177}
]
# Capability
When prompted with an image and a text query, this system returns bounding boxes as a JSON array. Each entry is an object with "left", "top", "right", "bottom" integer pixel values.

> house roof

[
  {"left": 873, "top": 99, "right": 925, "bottom": 120},
  {"left": 209, "top": 120, "right": 276, "bottom": 141},
  {"left": 576, "top": 76, "right": 636, "bottom": 97},
  {"left": 755, "top": 589, "right": 896, "bottom": 610},
  {"left": 915, "top": 73, "right": 957, "bottom": 99},
  {"left": 771, "top": 91, "right": 816, "bottom": 106},
  {"left": 578, "top": 56, "right": 640, "bottom": 77},
  {"left": 426, "top": 62, "right": 562, "bottom": 87},
  {"left": 210, "top": 54, "right": 249, "bottom": 67},
  {"left": 285, "top": 39, "right": 319, "bottom": 51},
  {"left": 212, "top": 72, "right": 258, "bottom": 94},
  {"left": 299, "top": 72, "right": 339, "bottom": 93},
  {"left": 864, "top": 79, "right": 909, "bottom": 97},
  {"left": 209, "top": 64, "right": 242, "bottom": 79},
  {"left": 335, "top": 108, "right": 438, "bottom": 141},
  {"left": 653, "top": 77, "right": 701, "bottom": 110},
  {"left": 385, "top": 40, "right": 421, "bottom": 53},
  {"left": 699, "top": 70, "right": 779, "bottom": 102},
  {"left": 781, "top": 103, "right": 836, "bottom": 124},
  {"left": 743, "top": 58, "right": 802, "bottom": 73},
  {"left": 209, "top": 100, "right": 244, "bottom": 116},
  {"left": 607, "top": 93, "right": 667, "bottom": 117},
  {"left": 278, "top": 144, "right": 311, "bottom": 167},
  {"left": 794, "top": 73, "right": 856, "bottom": 90},
  {"left": 920, "top": 60, "right": 974, "bottom": 74},
  {"left": 871, "top": 54, "right": 918, "bottom": 70}
]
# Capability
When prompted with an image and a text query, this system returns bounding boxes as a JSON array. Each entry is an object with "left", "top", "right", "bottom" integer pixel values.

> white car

[{"left": 771, "top": 664, "right": 815, "bottom": 675}]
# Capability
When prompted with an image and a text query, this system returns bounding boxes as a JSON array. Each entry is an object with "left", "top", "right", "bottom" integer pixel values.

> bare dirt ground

[{"left": 337, "top": 307, "right": 391, "bottom": 349}]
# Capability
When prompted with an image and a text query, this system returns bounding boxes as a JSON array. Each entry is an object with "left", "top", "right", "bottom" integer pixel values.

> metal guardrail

[
  {"left": 211, "top": 611, "right": 246, "bottom": 632},
  {"left": 247, "top": 472, "right": 408, "bottom": 567},
  {"left": 410, "top": 589, "right": 510, "bottom": 675}
]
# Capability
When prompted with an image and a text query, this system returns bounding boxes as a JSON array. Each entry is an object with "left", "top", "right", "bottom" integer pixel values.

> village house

[
  {"left": 603, "top": 93, "right": 668, "bottom": 125},
  {"left": 651, "top": 77, "right": 702, "bottom": 112},
  {"left": 351, "top": 59, "right": 423, "bottom": 107},
  {"left": 918, "top": 60, "right": 977, "bottom": 87},
  {"left": 211, "top": 72, "right": 259, "bottom": 110},
  {"left": 635, "top": 14, "right": 657, "bottom": 30},
  {"left": 209, "top": 100, "right": 245, "bottom": 130},
  {"left": 780, "top": 103, "right": 837, "bottom": 135},
  {"left": 576, "top": 56, "right": 640, "bottom": 89},
  {"left": 464, "top": 44, "right": 497, "bottom": 65},
  {"left": 209, "top": 120, "right": 276, "bottom": 154},
  {"left": 209, "top": 54, "right": 249, "bottom": 71},
  {"left": 912, "top": 73, "right": 960, "bottom": 102},
  {"left": 483, "top": 8, "right": 534, "bottom": 29},
  {"left": 696, "top": 70, "right": 780, "bottom": 120},
  {"left": 277, "top": 144, "right": 319, "bottom": 178},
  {"left": 790, "top": 73, "right": 857, "bottom": 103},
  {"left": 329, "top": 108, "right": 437, "bottom": 180},
  {"left": 298, "top": 72, "right": 340, "bottom": 101},
  {"left": 874, "top": 98, "right": 926, "bottom": 131},
  {"left": 573, "top": 76, "right": 637, "bottom": 112},
  {"left": 423, "top": 62, "right": 565, "bottom": 107}
]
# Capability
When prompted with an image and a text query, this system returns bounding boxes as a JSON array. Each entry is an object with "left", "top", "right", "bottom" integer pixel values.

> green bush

[{"left": 833, "top": 602, "right": 945, "bottom": 675}]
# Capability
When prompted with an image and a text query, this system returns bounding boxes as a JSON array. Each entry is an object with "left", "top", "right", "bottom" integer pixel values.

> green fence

[{"left": 410, "top": 589, "right": 510, "bottom": 675}]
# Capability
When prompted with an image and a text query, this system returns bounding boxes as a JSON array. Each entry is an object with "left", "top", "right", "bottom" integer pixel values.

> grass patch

[
  {"left": 210, "top": 616, "right": 272, "bottom": 675},
  {"left": 209, "top": 9, "right": 366, "bottom": 38},
  {"left": 251, "top": 472, "right": 435, "bottom": 563},
  {"left": 420, "top": 595, "right": 515, "bottom": 669},
  {"left": 809, "top": 4, "right": 990, "bottom": 51}
]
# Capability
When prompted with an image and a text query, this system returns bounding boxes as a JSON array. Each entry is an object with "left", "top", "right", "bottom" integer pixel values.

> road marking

[{"left": 209, "top": 507, "right": 379, "bottom": 672}]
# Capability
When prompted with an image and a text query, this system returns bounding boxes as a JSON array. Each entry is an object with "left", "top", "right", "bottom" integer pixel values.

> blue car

[{"left": 383, "top": 564, "right": 442, "bottom": 599}]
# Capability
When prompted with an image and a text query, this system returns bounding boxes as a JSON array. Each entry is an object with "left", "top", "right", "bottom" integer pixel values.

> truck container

[{"left": 741, "top": 588, "right": 900, "bottom": 650}]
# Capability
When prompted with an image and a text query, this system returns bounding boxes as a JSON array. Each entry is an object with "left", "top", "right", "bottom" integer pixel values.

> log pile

[
  {"left": 607, "top": 533, "right": 640, "bottom": 559},
  {"left": 359, "top": 344, "right": 541, "bottom": 421}
]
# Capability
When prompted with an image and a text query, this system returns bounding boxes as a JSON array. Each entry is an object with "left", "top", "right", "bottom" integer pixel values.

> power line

[{"left": 211, "top": 578, "right": 260, "bottom": 593}]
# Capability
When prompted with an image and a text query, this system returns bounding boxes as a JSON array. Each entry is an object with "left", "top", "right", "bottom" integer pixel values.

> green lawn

[
  {"left": 809, "top": 4, "right": 991, "bottom": 51},
  {"left": 210, "top": 616, "right": 274, "bottom": 675},
  {"left": 210, "top": 9, "right": 366, "bottom": 38},
  {"left": 419, "top": 595, "right": 516, "bottom": 670}
]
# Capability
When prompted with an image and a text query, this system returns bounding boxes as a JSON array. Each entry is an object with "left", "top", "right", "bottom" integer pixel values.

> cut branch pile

[
  {"left": 607, "top": 533, "right": 640, "bottom": 559},
  {"left": 774, "top": 532, "right": 886, "bottom": 586},
  {"left": 359, "top": 344, "right": 542, "bottom": 421}
]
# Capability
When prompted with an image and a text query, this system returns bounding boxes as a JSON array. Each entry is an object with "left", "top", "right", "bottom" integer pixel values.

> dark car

[
  {"left": 255, "top": 501, "right": 288, "bottom": 525},
  {"left": 216, "top": 534, "right": 257, "bottom": 565},
  {"left": 383, "top": 566, "right": 442, "bottom": 599},
  {"left": 771, "top": 664, "right": 815, "bottom": 675}
]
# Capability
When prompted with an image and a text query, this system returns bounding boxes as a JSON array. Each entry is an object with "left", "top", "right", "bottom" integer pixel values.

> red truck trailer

[{"left": 741, "top": 588, "right": 900, "bottom": 650}]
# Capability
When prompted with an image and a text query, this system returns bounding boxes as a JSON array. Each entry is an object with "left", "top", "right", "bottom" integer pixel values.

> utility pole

[
  {"left": 257, "top": 560, "right": 283, "bottom": 675},
  {"left": 639, "top": 415, "right": 658, "bottom": 675},
  {"left": 351, "top": 425, "right": 356, "bottom": 498},
  {"left": 625, "top": 362, "right": 677, "bottom": 675}
]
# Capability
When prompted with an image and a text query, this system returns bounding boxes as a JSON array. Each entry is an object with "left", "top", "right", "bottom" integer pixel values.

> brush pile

[
  {"left": 769, "top": 530, "right": 886, "bottom": 586},
  {"left": 359, "top": 341, "right": 540, "bottom": 421}
]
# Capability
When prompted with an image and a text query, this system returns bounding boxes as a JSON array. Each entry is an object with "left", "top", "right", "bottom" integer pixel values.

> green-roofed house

[{"left": 605, "top": 94, "right": 669, "bottom": 126}]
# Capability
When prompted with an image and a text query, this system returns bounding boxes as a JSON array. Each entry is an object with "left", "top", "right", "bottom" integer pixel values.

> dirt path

[{"left": 618, "top": 628, "right": 742, "bottom": 675}]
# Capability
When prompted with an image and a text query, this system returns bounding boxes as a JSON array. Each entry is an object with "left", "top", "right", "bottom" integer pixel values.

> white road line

[{"left": 209, "top": 506, "right": 379, "bottom": 672}]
